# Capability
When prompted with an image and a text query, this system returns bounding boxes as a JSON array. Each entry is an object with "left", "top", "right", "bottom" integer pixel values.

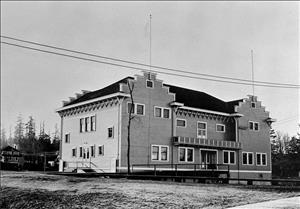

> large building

[{"left": 56, "top": 72, "right": 274, "bottom": 179}]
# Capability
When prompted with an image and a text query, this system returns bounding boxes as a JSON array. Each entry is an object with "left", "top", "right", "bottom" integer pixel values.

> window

[
  {"left": 90, "top": 145, "right": 95, "bottom": 157},
  {"left": 136, "top": 104, "right": 144, "bottom": 115},
  {"left": 197, "top": 122, "right": 207, "bottom": 139},
  {"left": 154, "top": 107, "right": 170, "bottom": 119},
  {"left": 256, "top": 153, "right": 267, "bottom": 166},
  {"left": 72, "top": 148, "right": 76, "bottom": 157},
  {"left": 80, "top": 118, "right": 84, "bottom": 132},
  {"left": 154, "top": 107, "right": 162, "bottom": 117},
  {"left": 249, "top": 121, "right": 259, "bottom": 131},
  {"left": 163, "top": 109, "right": 170, "bottom": 119},
  {"left": 151, "top": 145, "right": 169, "bottom": 161},
  {"left": 216, "top": 124, "right": 225, "bottom": 133},
  {"left": 127, "top": 103, "right": 145, "bottom": 115},
  {"left": 251, "top": 102, "right": 256, "bottom": 108},
  {"left": 98, "top": 145, "right": 104, "bottom": 156},
  {"left": 85, "top": 117, "right": 90, "bottom": 132},
  {"left": 91, "top": 116, "right": 96, "bottom": 131},
  {"left": 65, "top": 134, "right": 70, "bottom": 143},
  {"left": 176, "top": 119, "right": 186, "bottom": 127},
  {"left": 79, "top": 147, "right": 83, "bottom": 158},
  {"left": 242, "top": 152, "right": 254, "bottom": 165},
  {"left": 178, "top": 147, "right": 194, "bottom": 162},
  {"left": 223, "top": 151, "right": 235, "bottom": 164},
  {"left": 108, "top": 127, "right": 114, "bottom": 138},
  {"left": 146, "top": 80, "right": 153, "bottom": 88},
  {"left": 128, "top": 103, "right": 135, "bottom": 114}
]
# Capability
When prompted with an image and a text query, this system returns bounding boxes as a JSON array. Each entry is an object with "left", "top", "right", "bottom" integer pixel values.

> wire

[
  {"left": 1, "top": 41, "right": 300, "bottom": 89},
  {"left": 1, "top": 35, "right": 299, "bottom": 88}
]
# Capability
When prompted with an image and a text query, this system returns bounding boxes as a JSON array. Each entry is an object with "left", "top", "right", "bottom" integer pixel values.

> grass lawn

[{"left": 0, "top": 171, "right": 299, "bottom": 209}]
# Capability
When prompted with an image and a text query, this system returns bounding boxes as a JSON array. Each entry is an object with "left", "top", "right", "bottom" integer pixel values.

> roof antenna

[
  {"left": 251, "top": 49, "right": 255, "bottom": 99},
  {"left": 149, "top": 14, "right": 152, "bottom": 72}
]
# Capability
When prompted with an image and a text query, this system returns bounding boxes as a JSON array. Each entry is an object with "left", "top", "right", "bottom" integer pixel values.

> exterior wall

[
  {"left": 61, "top": 104, "right": 120, "bottom": 172},
  {"left": 235, "top": 96, "right": 272, "bottom": 179},
  {"left": 119, "top": 72, "right": 175, "bottom": 169}
]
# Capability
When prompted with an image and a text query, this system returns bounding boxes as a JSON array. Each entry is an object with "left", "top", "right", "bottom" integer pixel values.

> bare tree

[{"left": 127, "top": 81, "right": 135, "bottom": 174}]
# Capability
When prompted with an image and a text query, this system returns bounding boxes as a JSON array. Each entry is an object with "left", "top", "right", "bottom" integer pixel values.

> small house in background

[{"left": 0, "top": 145, "right": 24, "bottom": 170}]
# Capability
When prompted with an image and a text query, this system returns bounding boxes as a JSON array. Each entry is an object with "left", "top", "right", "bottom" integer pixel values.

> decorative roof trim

[
  {"left": 56, "top": 92, "right": 130, "bottom": 112},
  {"left": 179, "top": 106, "right": 243, "bottom": 117}
]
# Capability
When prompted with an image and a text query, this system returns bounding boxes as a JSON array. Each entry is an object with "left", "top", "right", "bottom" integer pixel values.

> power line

[
  {"left": 1, "top": 35, "right": 299, "bottom": 88},
  {"left": 1, "top": 41, "right": 300, "bottom": 89}
]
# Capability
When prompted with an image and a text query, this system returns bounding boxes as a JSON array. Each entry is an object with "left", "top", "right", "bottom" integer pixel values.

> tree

[
  {"left": 14, "top": 114, "right": 25, "bottom": 148},
  {"left": 19, "top": 116, "right": 38, "bottom": 153},
  {"left": 0, "top": 127, "right": 8, "bottom": 148},
  {"left": 51, "top": 123, "right": 60, "bottom": 152},
  {"left": 37, "top": 121, "right": 51, "bottom": 152},
  {"left": 127, "top": 81, "right": 135, "bottom": 174}
]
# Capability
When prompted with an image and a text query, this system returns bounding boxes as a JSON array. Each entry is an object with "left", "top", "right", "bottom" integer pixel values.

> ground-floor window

[
  {"left": 98, "top": 145, "right": 104, "bottom": 156},
  {"left": 179, "top": 147, "right": 194, "bottom": 163},
  {"left": 79, "top": 147, "right": 83, "bottom": 157},
  {"left": 91, "top": 145, "right": 95, "bottom": 157},
  {"left": 256, "top": 153, "right": 267, "bottom": 166},
  {"left": 72, "top": 148, "right": 77, "bottom": 157},
  {"left": 223, "top": 150, "right": 235, "bottom": 164},
  {"left": 151, "top": 145, "right": 169, "bottom": 161},
  {"left": 242, "top": 152, "right": 254, "bottom": 165}
]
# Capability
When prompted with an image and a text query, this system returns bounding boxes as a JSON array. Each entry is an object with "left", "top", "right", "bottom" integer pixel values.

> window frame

[
  {"left": 223, "top": 150, "right": 235, "bottom": 165},
  {"left": 90, "top": 115, "right": 96, "bottom": 131},
  {"left": 151, "top": 145, "right": 169, "bottom": 162},
  {"left": 65, "top": 133, "right": 70, "bottom": 143},
  {"left": 242, "top": 152, "right": 254, "bottom": 165},
  {"left": 178, "top": 147, "right": 194, "bottom": 163},
  {"left": 256, "top": 152, "right": 267, "bottom": 166},
  {"left": 154, "top": 106, "right": 171, "bottom": 119},
  {"left": 98, "top": 145, "right": 104, "bottom": 156},
  {"left": 127, "top": 102, "right": 145, "bottom": 116},
  {"left": 176, "top": 118, "right": 186, "bottom": 128},
  {"left": 146, "top": 79, "right": 154, "bottom": 88},
  {"left": 197, "top": 121, "right": 207, "bottom": 139},
  {"left": 216, "top": 124, "right": 226, "bottom": 133},
  {"left": 249, "top": 121, "right": 259, "bottom": 131},
  {"left": 108, "top": 127, "right": 114, "bottom": 138},
  {"left": 72, "top": 147, "right": 77, "bottom": 157}
]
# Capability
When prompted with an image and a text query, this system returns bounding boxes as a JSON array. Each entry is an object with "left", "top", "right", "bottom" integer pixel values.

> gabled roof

[
  {"left": 65, "top": 77, "right": 133, "bottom": 106},
  {"left": 164, "top": 84, "right": 242, "bottom": 113},
  {"left": 1, "top": 145, "right": 20, "bottom": 152},
  {"left": 63, "top": 76, "right": 242, "bottom": 113}
]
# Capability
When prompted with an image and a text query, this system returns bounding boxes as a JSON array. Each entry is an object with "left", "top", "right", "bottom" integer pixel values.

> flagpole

[{"left": 149, "top": 14, "right": 152, "bottom": 71}]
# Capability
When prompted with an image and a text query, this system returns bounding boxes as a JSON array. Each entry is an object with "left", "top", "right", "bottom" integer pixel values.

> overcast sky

[{"left": 1, "top": 1, "right": 299, "bottom": 137}]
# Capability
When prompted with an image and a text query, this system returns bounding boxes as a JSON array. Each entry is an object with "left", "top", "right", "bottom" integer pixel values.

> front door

[
  {"left": 83, "top": 147, "right": 90, "bottom": 166},
  {"left": 201, "top": 150, "right": 217, "bottom": 169}
]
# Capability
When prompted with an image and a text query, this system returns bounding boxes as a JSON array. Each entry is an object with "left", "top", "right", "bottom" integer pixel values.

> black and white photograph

[{"left": 0, "top": 1, "right": 299, "bottom": 208}]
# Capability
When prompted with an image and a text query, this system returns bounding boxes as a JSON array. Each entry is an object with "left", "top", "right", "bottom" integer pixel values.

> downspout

[
  {"left": 171, "top": 107, "right": 177, "bottom": 166},
  {"left": 235, "top": 117, "right": 240, "bottom": 184},
  {"left": 59, "top": 114, "right": 63, "bottom": 172},
  {"left": 117, "top": 98, "right": 121, "bottom": 173}
]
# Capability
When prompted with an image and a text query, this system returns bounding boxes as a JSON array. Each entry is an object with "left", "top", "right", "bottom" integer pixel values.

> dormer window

[
  {"left": 251, "top": 102, "right": 256, "bottom": 108},
  {"left": 146, "top": 80, "right": 153, "bottom": 88}
]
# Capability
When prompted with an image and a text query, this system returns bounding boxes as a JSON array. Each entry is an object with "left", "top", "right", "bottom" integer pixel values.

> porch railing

[
  {"left": 131, "top": 163, "right": 229, "bottom": 176},
  {"left": 173, "top": 136, "right": 242, "bottom": 149}
]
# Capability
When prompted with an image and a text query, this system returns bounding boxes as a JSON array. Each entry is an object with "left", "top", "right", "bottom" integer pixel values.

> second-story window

[
  {"left": 85, "top": 117, "right": 90, "bottom": 132},
  {"left": 108, "top": 127, "right": 114, "bottom": 138},
  {"left": 176, "top": 119, "right": 186, "bottom": 127},
  {"left": 154, "top": 107, "right": 170, "bottom": 119},
  {"left": 65, "top": 133, "right": 70, "bottom": 143},
  {"left": 216, "top": 124, "right": 225, "bottom": 133},
  {"left": 249, "top": 121, "right": 259, "bottom": 131},
  {"left": 91, "top": 116, "right": 96, "bottom": 131},
  {"left": 80, "top": 118, "right": 84, "bottom": 133},
  {"left": 197, "top": 122, "right": 207, "bottom": 139},
  {"left": 127, "top": 103, "right": 145, "bottom": 115}
]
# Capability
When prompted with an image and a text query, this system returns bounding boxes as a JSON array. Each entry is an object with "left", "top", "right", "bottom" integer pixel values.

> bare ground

[{"left": 0, "top": 171, "right": 299, "bottom": 209}]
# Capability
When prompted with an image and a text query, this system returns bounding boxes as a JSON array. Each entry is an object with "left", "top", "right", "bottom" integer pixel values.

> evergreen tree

[
  {"left": 51, "top": 123, "right": 60, "bottom": 152},
  {"left": 37, "top": 121, "right": 51, "bottom": 152},
  {"left": 1, "top": 126, "right": 8, "bottom": 148},
  {"left": 14, "top": 114, "right": 25, "bottom": 149}
]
